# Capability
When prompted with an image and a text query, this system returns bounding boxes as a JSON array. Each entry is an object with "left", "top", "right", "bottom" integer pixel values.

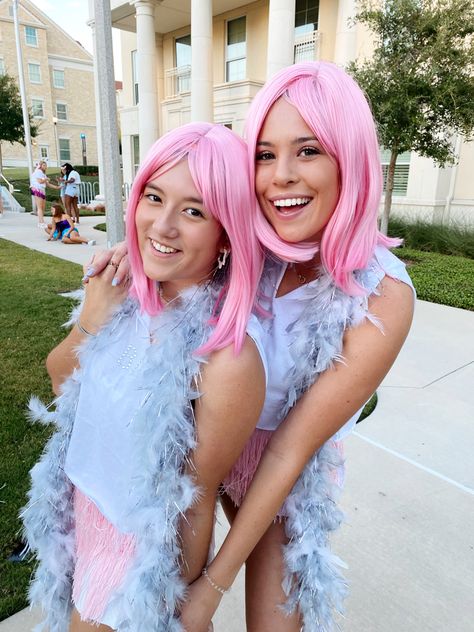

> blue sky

[{"left": 32, "top": 0, "right": 122, "bottom": 78}]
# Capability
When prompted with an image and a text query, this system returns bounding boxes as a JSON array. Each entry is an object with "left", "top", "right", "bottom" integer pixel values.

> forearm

[
  {"left": 180, "top": 487, "right": 218, "bottom": 584},
  {"left": 46, "top": 324, "right": 88, "bottom": 394}
]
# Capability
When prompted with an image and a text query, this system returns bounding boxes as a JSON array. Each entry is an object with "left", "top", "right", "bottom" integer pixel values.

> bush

[
  {"left": 396, "top": 247, "right": 474, "bottom": 310},
  {"left": 388, "top": 217, "right": 474, "bottom": 259},
  {"left": 73, "top": 165, "right": 99, "bottom": 176}
]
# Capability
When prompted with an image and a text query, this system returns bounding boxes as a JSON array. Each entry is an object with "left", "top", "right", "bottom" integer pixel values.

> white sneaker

[
  {"left": 38, "top": 222, "right": 47, "bottom": 228},
  {"left": 87, "top": 239, "right": 96, "bottom": 246}
]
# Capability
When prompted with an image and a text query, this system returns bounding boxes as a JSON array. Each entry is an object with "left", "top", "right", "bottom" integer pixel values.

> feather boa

[
  {"left": 21, "top": 284, "right": 217, "bottom": 632},
  {"left": 274, "top": 260, "right": 383, "bottom": 632},
  {"left": 21, "top": 258, "right": 383, "bottom": 632}
]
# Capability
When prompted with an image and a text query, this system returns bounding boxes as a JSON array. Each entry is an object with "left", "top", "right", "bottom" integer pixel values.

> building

[
  {"left": 106, "top": 0, "right": 472, "bottom": 226},
  {"left": 0, "top": 0, "right": 98, "bottom": 167}
]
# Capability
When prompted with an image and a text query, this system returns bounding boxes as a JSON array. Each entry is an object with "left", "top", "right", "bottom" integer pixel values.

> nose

[
  {"left": 151, "top": 207, "right": 179, "bottom": 239},
  {"left": 272, "top": 154, "right": 299, "bottom": 187}
]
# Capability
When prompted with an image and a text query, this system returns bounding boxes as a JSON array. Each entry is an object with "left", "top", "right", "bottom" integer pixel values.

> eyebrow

[
  {"left": 144, "top": 182, "right": 203, "bottom": 205},
  {"left": 257, "top": 136, "right": 318, "bottom": 147}
]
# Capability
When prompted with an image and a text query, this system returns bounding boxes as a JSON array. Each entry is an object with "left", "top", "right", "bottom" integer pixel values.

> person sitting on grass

[{"left": 46, "top": 202, "right": 96, "bottom": 246}]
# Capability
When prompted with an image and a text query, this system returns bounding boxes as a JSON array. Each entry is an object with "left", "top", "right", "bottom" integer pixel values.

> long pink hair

[
  {"left": 245, "top": 61, "right": 399, "bottom": 295},
  {"left": 126, "top": 123, "right": 264, "bottom": 355}
]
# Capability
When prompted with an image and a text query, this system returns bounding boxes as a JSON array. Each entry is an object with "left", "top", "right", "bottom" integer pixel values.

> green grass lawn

[
  {"left": 0, "top": 240, "right": 82, "bottom": 620},
  {"left": 0, "top": 237, "right": 473, "bottom": 621}
]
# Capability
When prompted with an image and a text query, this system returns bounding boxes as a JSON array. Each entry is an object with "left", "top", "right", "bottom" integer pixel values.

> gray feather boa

[
  {"left": 271, "top": 259, "right": 383, "bottom": 632},
  {"left": 22, "top": 283, "right": 217, "bottom": 632},
  {"left": 21, "top": 257, "right": 383, "bottom": 632}
]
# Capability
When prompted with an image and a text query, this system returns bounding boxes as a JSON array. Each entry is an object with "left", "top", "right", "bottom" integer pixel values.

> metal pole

[
  {"left": 93, "top": 0, "right": 124, "bottom": 246},
  {"left": 52, "top": 117, "right": 60, "bottom": 166},
  {"left": 12, "top": 0, "right": 36, "bottom": 212}
]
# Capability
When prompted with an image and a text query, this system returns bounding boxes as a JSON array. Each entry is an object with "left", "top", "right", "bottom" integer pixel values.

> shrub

[{"left": 388, "top": 217, "right": 474, "bottom": 259}]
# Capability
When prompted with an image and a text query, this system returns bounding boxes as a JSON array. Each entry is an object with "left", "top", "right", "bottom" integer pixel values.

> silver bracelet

[
  {"left": 76, "top": 320, "right": 97, "bottom": 337},
  {"left": 202, "top": 567, "right": 229, "bottom": 595}
]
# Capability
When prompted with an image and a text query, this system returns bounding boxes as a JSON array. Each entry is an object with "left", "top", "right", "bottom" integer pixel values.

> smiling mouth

[
  {"left": 272, "top": 197, "right": 312, "bottom": 211},
  {"left": 150, "top": 239, "right": 179, "bottom": 254}
]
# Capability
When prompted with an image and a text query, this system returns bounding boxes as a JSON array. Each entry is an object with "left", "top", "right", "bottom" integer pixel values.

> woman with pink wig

[
  {"left": 22, "top": 123, "right": 266, "bottom": 632},
  {"left": 80, "top": 62, "right": 414, "bottom": 631},
  {"left": 177, "top": 62, "right": 415, "bottom": 631}
]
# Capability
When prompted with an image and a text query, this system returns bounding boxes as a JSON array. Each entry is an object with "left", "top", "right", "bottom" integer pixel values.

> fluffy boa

[
  {"left": 21, "top": 284, "right": 216, "bottom": 632},
  {"left": 272, "top": 259, "right": 383, "bottom": 632},
  {"left": 21, "top": 259, "right": 383, "bottom": 632}
]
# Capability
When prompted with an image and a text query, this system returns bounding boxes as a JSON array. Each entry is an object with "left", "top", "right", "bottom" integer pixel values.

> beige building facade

[
  {"left": 109, "top": 0, "right": 473, "bottom": 226},
  {"left": 0, "top": 0, "right": 97, "bottom": 168}
]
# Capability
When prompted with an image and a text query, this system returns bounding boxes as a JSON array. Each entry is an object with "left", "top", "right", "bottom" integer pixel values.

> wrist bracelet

[
  {"left": 202, "top": 567, "right": 229, "bottom": 595},
  {"left": 76, "top": 320, "right": 97, "bottom": 337}
]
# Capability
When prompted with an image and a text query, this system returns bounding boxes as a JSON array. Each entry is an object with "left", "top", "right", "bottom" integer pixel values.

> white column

[
  {"left": 334, "top": 0, "right": 357, "bottom": 66},
  {"left": 132, "top": 0, "right": 160, "bottom": 161},
  {"left": 266, "top": 0, "right": 295, "bottom": 79},
  {"left": 93, "top": 0, "right": 125, "bottom": 245},
  {"left": 191, "top": 0, "right": 213, "bottom": 122},
  {"left": 87, "top": 15, "right": 105, "bottom": 195}
]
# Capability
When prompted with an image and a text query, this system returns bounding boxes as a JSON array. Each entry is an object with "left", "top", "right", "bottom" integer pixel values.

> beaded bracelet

[
  {"left": 202, "top": 567, "right": 229, "bottom": 595},
  {"left": 76, "top": 320, "right": 97, "bottom": 337}
]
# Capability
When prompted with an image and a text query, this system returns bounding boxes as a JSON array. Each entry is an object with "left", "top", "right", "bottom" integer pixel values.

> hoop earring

[{"left": 217, "top": 248, "right": 229, "bottom": 270}]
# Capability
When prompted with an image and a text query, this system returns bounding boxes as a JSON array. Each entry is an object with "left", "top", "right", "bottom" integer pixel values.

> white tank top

[
  {"left": 64, "top": 311, "right": 268, "bottom": 531},
  {"left": 255, "top": 246, "right": 416, "bottom": 440}
]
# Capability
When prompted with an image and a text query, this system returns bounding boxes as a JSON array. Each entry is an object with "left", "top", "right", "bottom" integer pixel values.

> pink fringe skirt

[
  {"left": 221, "top": 428, "right": 345, "bottom": 517},
  {"left": 72, "top": 488, "right": 136, "bottom": 624}
]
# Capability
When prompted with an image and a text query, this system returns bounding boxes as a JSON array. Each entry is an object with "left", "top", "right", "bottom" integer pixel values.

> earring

[{"left": 217, "top": 248, "right": 229, "bottom": 270}]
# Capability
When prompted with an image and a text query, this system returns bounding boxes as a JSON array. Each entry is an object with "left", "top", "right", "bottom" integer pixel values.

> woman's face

[
  {"left": 135, "top": 159, "right": 224, "bottom": 298},
  {"left": 255, "top": 97, "right": 339, "bottom": 244}
]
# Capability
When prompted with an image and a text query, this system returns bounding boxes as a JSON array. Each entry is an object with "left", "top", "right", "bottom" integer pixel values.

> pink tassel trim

[
  {"left": 72, "top": 488, "right": 136, "bottom": 623},
  {"left": 222, "top": 429, "right": 346, "bottom": 514}
]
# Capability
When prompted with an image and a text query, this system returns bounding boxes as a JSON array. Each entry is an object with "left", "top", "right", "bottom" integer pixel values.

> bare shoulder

[
  {"left": 202, "top": 336, "right": 265, "bottom": 390},
  {"left": 369, "top": 275, "right": 415, "bottom": 335}
]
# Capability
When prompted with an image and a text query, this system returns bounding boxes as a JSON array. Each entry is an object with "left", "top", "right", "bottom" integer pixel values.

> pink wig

[
  {"left": 126, "top": 122, "right": 263, "bottom": 356},
  {"left": 245, "top": 61, "right": 399, "bottom": 295}
]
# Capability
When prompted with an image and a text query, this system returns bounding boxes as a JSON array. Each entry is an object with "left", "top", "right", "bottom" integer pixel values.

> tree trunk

[{"left": 380, "top": 145, "right": 398, "bottom": 235}]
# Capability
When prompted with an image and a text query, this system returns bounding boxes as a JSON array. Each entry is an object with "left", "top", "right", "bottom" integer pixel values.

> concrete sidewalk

[{"left": 1, "top": 210, "right": 473, "bottom": 631}]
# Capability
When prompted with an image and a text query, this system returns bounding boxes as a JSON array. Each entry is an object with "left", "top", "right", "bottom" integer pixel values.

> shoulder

[{"left": 205, "top": 336, "right": 264, "bottom": 385}]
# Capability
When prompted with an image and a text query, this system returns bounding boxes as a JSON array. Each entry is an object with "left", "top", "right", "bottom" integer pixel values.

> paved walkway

[{"left": 1, "top": 210, "right": 473, "bottom": 631}]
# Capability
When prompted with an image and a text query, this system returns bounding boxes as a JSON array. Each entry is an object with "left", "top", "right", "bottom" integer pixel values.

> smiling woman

[{"left": 21, "top": 123, "right": 266, "bottom": 632}]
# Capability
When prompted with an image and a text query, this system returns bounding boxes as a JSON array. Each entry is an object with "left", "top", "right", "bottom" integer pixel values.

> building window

[
  {"left": 31, "top": 98, "right": 44, "bottom": 118},
  {"left": 25, "top": 26, "right": 38, "bottom": 46},
  {"left": 295, "top": 0, "right": 319, "bottom": 36},
  {"left": 53, "top": 69, "right": 65, "bottom": 88},
  {"left": 175, "top": 35, "right": 191, "bottom": 93},
  {"left": 56, "top": 102, "right": 68, "bottom": 120},
  {"left": 380, "top": 148, "right": 411, "bottom": 196},
  {"left": 132, "top": 135, "right": 140, "bottom": 176},
  {"left": 0, "top": 58, "right": 5, "bottom": 76},
  {"left": 59, "top": 138, "right": 71, "bottom": 162},
  {"left": 131, "top": 50, "right": 139, "bottom": 105},
  {"left": 226, "top": 16, "right": 246, "bottom": 82},
  {"left": 40, "top": 145, "right": 49, "bottom": 160},
  {"left": 28, "top": 62, "right": 41, "bottom": 83}
]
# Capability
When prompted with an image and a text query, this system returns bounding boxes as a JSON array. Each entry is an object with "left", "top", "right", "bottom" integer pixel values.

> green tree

[
  {"left": 348, "top": 0, "right": 474, "bottom": 234},
  {"left": 0, "top": 73, "right": 39, "bottom": 172}
]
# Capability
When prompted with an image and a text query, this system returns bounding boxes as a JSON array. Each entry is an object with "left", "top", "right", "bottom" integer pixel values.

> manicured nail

[
  {"left": 112, "top": 277, "right": 120, "bottom": 287},
  {"left": 85, "top": 266, "right": 95, "bottom": 277}
]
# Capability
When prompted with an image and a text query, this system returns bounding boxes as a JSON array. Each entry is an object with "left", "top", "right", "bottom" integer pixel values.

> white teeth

[
  {"left": 273, "top": 197, "right": 311, "bottom": 208},
  {"left": 151, "top": 239, "right": 177, "bottom": 254}
]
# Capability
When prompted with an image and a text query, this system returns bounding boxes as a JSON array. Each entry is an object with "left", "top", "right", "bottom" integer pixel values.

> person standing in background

[{"left": 62, "top": 163, "right": 81, "bottom": 223}]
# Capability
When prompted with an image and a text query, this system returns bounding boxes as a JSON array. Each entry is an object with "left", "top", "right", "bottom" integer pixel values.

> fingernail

[
  {"left": 112, "top": 277, "right": 120, "bottom": 287},
  {"left": 81, "top": 275, "right": 89, "bottom": 283},
  {"left": 85, "top": 266, "right": 95, "bottom": 277}
]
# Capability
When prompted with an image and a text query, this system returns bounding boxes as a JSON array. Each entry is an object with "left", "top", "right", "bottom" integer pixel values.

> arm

[
  {"left": 46, "top": 265, "right": 129, "bottom": 394},
  {"left": 181, "top": 277, "right": 414, "bottom": 628},
  {"left": 180, "top": 337, "right": 265, "bottom": 586}
]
